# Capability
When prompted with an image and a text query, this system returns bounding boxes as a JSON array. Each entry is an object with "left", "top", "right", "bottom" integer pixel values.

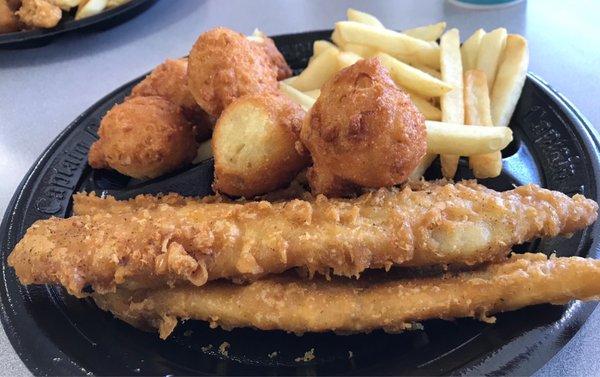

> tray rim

[{"left": 1, "top": 36, "right": 599, "bottom": 374}]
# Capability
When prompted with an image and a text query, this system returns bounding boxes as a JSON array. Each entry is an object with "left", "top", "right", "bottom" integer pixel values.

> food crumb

[
  {"left": 348, "top": 351, "right": 353, "bottom": 359},
  {"left": 201, "top": 344, "right": 213, "bottom": 352},
  {"left": 294, "top": 348, "right": 315, "bottom": 362},
  {"left": 219, "top": 341, "right": 230, "bottom": 357},
  {"left": 268, "top": 351, "right": 278, "bottom": 358},
  {"left": 183, "top": 330, "right": 193, "bottom": 337}
]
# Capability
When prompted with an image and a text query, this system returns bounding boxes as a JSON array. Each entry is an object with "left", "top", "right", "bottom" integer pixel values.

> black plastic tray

[
  {"left": 1, "top": 30, "right": 599, "bottom": 376},
  {"left": 0, "top": 0, "right": 156, "bottom": 49}
]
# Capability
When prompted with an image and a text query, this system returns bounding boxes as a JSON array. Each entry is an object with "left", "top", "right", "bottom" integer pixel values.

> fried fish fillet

[
  {"left": 92, "top": 253, "right": 600, "bottom": 338},
  {"left": 8, "top": 181, "right": 596, "bottom": 297}
]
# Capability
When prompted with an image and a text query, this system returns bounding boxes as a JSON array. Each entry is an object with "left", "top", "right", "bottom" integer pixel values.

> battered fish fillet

[
  {"left": 8, "top": 181, "right": 597, "bottom": 297},
  {"left": 92, "top": 253, "right": 600, "bottom": 338}
]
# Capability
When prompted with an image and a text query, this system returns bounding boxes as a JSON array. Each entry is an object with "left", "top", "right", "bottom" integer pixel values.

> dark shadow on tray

[{"left": 80, "top": 158, "right": 215, "bottom": 200}]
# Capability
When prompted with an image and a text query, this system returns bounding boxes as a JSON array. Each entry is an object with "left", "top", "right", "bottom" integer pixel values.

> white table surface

[{"left": 1, "top": 0, "right": 599, "bottom": 375}]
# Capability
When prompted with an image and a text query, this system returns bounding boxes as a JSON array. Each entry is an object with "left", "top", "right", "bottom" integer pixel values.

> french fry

[
  {"left": 338, "top": 51, "right": 363, "bottom": 69},
  {"left": 376, "top": 52, "right": 452, "bottom": 97},
  {"left": 403, "top": 22, "right": 447, "bottom": 41},
  {"left": 409, "top": 153, "right": 437, "bottom": 181},
  {"left": 343, "top": 43, "right": 378, "bottom": 58},
  {"left": 439, "top": 28, "right": 464, "bottom": 178},
  {"left": 75, "top": 0, "right": 108, "bottom": 20},
  {"left": 281, "top": 76, "right": 297, "bottom": 85},
  {"left": 54, "top": 0, "right": 82, "bottom": 11},
  {"left": 192, "top": 139, "right": 214, "bottom": 164},
  {"left": 464, "top": 70, "right": 492, "bottom": 125},
  {"left": 290, "top": 47, "right": 340, "bottom": 91},
  {"left": 313, "top": 40, "right": 337, "bottom": 57},
  {"left": 411, "top": 63, "right": 441, "bottom": 79},
  {"left": 279, "top": 82, "right": 316, "bottom": 111},
  {"left": 347, "top": 8, "right": 384, "bottom": 28},
  {"left": 491, "top": 34, "right": 529, "bottom": 129},
  {"left": 461, "top": 28, "right": 485, "bottom": 71},
  {"left": 335, "top": 21, "right": 441, "bottom": 69},
  {"left": 407, "top": 92, "right": 442, "bottom": 120},
  {"left": 331, "top": 28, "right": 346, "bottom": 48},
  {"left": 464, "top": 70, "right": 502, "bottom": 178},
  {"left": 425, "top": 121, "right": 513, "bottom": 155},
  {"left": 251, "top": 28, "right": 266, "bottom": 38},
  {"left": 309, "top": 41, "right": 339, "bottom": 65},
  {"left": 246, "top": 35, "right": 263, "bottom": 43},
  {"left": 107, "top": 0, "right": 130, "bottom": 8},
  {"left": 303, "top": 89, "right": 321, "bottom": 99},
  {"left": 476, "top": 28, "right": 507, "bottom": 90}
]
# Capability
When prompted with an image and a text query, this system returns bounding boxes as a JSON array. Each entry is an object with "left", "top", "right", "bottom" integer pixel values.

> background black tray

[
  {"left": 0, "top": 0, "right": 156, "bottom": 49},
  {"left": 1, "top": 30, "right": 599, "bottom": 376}
]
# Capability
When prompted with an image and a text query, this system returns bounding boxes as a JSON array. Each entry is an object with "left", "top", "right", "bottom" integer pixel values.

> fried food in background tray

[
  {"left": 16, "top": 0, "right": 61, "bottom": 28},
  {"left": 2, "top": 0, "right": 133, "bottom": 33}
]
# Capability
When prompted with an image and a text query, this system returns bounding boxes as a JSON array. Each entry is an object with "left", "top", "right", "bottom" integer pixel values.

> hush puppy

[
  {"left": 129, "top": 58, "right": 213, "bottom": 141},
  {"left": 187, "top": 27, "right": 278, "bottom": 117},
  {"left": 300, "top": 58, "right": 427, "bottom": 196},
  {"left": 0, "top": 0, "right": 19, "bottom": 33},
  {"left": 212, "top": 92, "right": 309, "bottom": 197},
  {"left": 251, "top": 35, "right": 293, "bottom": 80},
  {"left": 88, "top": 96, "right": 198, "bottom": 179}
]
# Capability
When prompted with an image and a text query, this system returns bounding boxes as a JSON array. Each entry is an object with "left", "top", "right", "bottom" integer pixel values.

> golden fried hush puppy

[
  {"left": 16, "top": 0, "right": 61, "bottom": 28},
  {"left": 212, "top": 92, "right": 310, "bottom": 197},
  {"left": 88, "top": 96, "right": 198, "bottom": 179},
  {"left": 251, "top": 36, "right": 293, "bottom": 80},
  {"left": 300, "top": 58, "right": 427, "bottom": 196},
  {"left": 0, "top": 0, "right": 19, "bottom": 33},
  {"left": 187, "top": 27, "right": 278, "bottom": 117},
  {"left": 129, "top": 58, "right": 213, "bottom": 141}
]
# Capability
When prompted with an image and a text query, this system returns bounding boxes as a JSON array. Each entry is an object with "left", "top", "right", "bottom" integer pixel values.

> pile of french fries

[
  {"left": 53, "top": 0, "right": 131, "bottom": 20},
  {"left": 280, "top": 9, "right": 529, "bottom": 180}
]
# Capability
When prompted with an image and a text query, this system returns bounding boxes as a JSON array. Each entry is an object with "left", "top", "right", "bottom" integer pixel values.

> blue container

[{"left": 449, "top": 0, "right": 525, "bottom": 8}]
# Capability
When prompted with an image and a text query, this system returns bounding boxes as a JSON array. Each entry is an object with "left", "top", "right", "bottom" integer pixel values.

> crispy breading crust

[
  {"left": 92, "top": 253, "right": 600, "bottom": 338},
  {"left": 251, "top": 36, "right": 293, "bottom": 80},
  {"left": 187, "top": 27, "right": 278, "bottom": 117},
  {"left": 88, "top": 96, "right": 198, "bottom": 179},
  {"left": 300, "top": 58, "right": 427, "bottom": 196},
  {"left": 8, "top": 181, "right": 597, "bottom": 297},
  {"left": 129, "top": 59, "right": 214, "bottom": 141}
]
